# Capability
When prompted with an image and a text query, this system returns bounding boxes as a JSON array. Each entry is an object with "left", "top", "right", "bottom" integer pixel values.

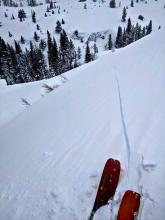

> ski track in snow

[{"left": 114, "top": 72, "right": 131, "bottom": 173}]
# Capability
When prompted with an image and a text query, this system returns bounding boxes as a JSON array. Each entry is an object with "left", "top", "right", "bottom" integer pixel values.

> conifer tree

[
  {"left": 32, "top": 10, "right": 36, "bottom": 23},
  {"left": 50, "top": 1, "right": 53, "bottom": 9},
  {"left": 39, "top": 39, "right": 47, "bottom": 50},
  {"left": 36, "top": 24, "right": 40, "bottom": 30},
  {"left": 24, "top": 48, "right": 34, "bottom": 81},
  {"left": 109, "top": 0, "right": 116, "bottom": 8},
  {"left": 134, "top": 23, "right": 139, "bottom": 41},
  {"left": 34, "top": 31, "right": 40, "bottom": 42},
  {"left": 0, "top": 37, "right": 15, "bottom": 84},
  {"left": 47, "top": 31, "right": 53, "bottom": 71},
  {"left": 11, "top": 14, "right": 15, "bottom": 20},
  {"left": 69, "top": 39, "right": 76, "bottom": 69},
  {"left": 108, "top": 34, "right": 112, "bottom": 50},
  {"left": 115, "top": 26, "right": 123, "bottom": 48},
  {"left": 94, "top": 43, "right": 98, "bottom": 54},
  {"left": 74, "top": 30, "right": 79, "bottom": 38},
  {"left": 59, "top": 29, "right": 71, "bottom": 72},
  {"left": 125, "top": 18, "right": 133, "bottom": 44},
  {"left": 85, "top": 42, "right": 92, "bottom": 63},
  {"left": 34, "top": 47, "right": 48, "bottom": 79},
  {"left": 51, "top": 38, "right": 59, "bottom": 75},
  {"left": 131, "top": 0, "right": 134, "bottom": 7},
  {"left": 4, "top": 12, "right": 8, "bottom": 17},
  {"left": 28, "top": 0, "right": 37, "bottom": 6},
  {"left": 122, "top": 28, "right": 126, "bottom": 47},
  {"left": 122, "top": 7, "right": 127, "bottom": 22},
  {"left": 60, "top": 30, "right": 70, "bottom": 53},
  {"left": 137, "top": 25, "right": 142, "bottom": 39},
  {"left": 15, "top": 52, "right": 29, "bottom": 83},
  {"left": 20, "top": 36, "right": 25, "bottom": 44},
  {"left": 7, "top": 44, "right": 20, "bottom": 83},
  {"left": 62, "top": 18, "right": 65, "bottom": 24},
  {"left": 14, "top": 40, "right": 22, "bottom": 54},
  {"left": 73, "top": 51, "right": 78, "bottom": 68},
  {"left": 77, "top": 47, "right": 82, "bottom": 60},
  {"left": 29, "top": 41, "right": 47, "bottom": 80},
  {"left": 46, "top": 6, "right": 50, "bottom": 12},
  {"left": 55, "top": 20, "right": 62, "bottom": 33},
  {"left": 146, "top": 20, "right": 152, "bottom": 35},
  {"left": 8, "top": 31, "right": 13, "bottom": 37},
  {"left": 142, "top": 26, "right": 146, "bottom": 37},
  {"left": 18, "top": 9, "right": 26, "bottom": 22},
  {"left": 126, "top": 17, "right": 132, "bottom": 34}
]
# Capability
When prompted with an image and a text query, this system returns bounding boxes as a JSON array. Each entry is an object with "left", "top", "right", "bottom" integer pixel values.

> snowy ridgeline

[{"left": 0, "top": 0, "right": 161, "bottom": 85}]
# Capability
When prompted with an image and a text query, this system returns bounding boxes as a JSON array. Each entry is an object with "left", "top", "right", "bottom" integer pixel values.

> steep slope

[{"left": 0, "top": 29, "right": 165, "bottom": 220}]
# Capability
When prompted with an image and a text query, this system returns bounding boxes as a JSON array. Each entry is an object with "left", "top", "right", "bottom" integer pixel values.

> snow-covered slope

[
  {"left": 0, "top": 0, "right": 163, "bottom": 53},
  {"left": 0, "top": 27, "right": 165, "bottom": 220}
]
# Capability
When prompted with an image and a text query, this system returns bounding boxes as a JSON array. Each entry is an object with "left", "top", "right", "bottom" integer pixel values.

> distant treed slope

[
  {"left": 0, "top": 0, "right": 162, "bottom": 85},
  {"left": 0, "top": 0, "right": 45, "bottom": 7}
]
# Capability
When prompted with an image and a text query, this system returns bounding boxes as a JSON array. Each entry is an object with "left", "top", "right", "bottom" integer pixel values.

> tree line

[
  {"left": 0, "top": 30, "right": 82, "bottom": 85},
  {"left": 115, "top": 18, "right": 152, "bottom": 48}
]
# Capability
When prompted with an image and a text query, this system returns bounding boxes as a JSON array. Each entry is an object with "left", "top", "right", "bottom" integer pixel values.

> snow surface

[
  {"left": 0, "top": 28, "right": 165, "bottom": 219},
  {"left": 0, "top": 0, "right": 165, "bottom": 219}
]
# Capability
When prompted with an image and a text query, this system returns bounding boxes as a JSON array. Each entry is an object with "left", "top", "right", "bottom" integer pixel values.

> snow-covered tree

[
  {"left": 109, "top": 0, "right": 116, "bottom": 8},
  {"left": 146, "top": 20, "right": 152, "bottom": 35},
  {"left": 34, "top": 31, "right": 40, "bottom": 42},
  {"left": 77, "top": 47, "right": 82, "bottom": 60},
  {"left": 20, "top": 36, "right": 25, "bottom": 44},
  {"left": 122, "top": 7, "right": 127, "bottom": 22},
  {"left": 108, "top": 34, "right": 112, "bottom": 50},
  {"left": 94, "top": 43, "right": 98, "bottom": 54},
  {"left": 115, "top": 26, "right": 123, "bottom": 48},
  {"left": 39, "top": 39, "right": 46, "bottom": 50},
  {"left": 130, "top": 0, "right": 134, "bottom": 7},
  {"left": 32, "top": 10, "right": 36, "bottom": 23},
  {"left": 55, "top": 20, "right": 62, "bottom": 33},
  {"left": 18, "top": 9, "right": 26, "bottom": 22},
  {"left": 85, "top": 42, "right": 92, "bottom": 63}
]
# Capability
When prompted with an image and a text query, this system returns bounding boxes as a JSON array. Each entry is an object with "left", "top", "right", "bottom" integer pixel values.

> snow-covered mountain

[{"left": 0, "top": 0, "right": 165, "bottom": 220}]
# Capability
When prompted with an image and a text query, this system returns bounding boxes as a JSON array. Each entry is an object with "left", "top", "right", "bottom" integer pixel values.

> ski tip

[
  {"left": 106, "top": 158, "right": 121, "bottom": 166},
  {"left": 125, "top": 190, "right": 141, "bottom": 199},
  {"left": 117, "top": 190, "right": 141, "bottom": 220}
]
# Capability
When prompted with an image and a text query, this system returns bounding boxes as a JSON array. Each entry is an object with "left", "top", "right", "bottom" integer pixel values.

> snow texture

[{"left": 0, "top": 0, "right": 165, "bottom": 219}]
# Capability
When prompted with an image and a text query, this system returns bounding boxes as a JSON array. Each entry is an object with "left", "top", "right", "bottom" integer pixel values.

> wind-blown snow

[{"left": 0, "top": 27, "right": 165, "bottom": 219}]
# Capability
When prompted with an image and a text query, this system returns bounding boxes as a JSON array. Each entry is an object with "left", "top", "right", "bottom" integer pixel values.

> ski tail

[{"left": 88, "top": 211, "right": 95, "bottom": 220}]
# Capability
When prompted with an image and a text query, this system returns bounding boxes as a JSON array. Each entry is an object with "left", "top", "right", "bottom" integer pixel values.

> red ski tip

[
  {"left": 89, "top": 158, "right": 121, "bottom": 220},
  {"left": 117, "top": 190, "right": 141, "bottom": 220}
]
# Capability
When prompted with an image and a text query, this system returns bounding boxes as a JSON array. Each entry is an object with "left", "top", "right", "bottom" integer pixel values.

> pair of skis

[{"left": 88, "top": 158, "right": 141, "bottom": 220}]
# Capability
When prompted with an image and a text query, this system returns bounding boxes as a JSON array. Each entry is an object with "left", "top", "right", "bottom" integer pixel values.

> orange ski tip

[
  {"left": 117, "top": 190, "right": 141, "bottom": 220},
  {"left": 125, "top": 190, "right": 141, "bottom": 196}
]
